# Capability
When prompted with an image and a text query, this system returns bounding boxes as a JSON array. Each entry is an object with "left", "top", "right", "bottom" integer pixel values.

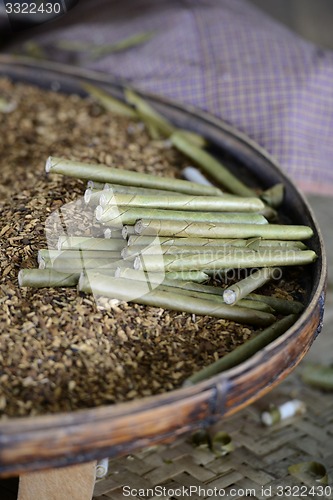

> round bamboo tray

[{"left": 0, "top": 56, "right": 327, "bottom": 477}]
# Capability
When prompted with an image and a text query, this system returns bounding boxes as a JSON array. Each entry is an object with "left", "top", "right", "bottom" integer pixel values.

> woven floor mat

[{"left": 93, "top": 365, "right": 333, "bottom": 500}]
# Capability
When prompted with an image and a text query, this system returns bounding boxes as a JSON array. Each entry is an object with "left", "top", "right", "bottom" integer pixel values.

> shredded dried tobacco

[{"left": 0, "top": 78, "right": 304, "bottom": 418}]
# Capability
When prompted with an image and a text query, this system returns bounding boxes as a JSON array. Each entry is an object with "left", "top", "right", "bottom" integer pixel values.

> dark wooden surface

[{"left": 0, "top": 57, "right": 327, "bottom": 478}]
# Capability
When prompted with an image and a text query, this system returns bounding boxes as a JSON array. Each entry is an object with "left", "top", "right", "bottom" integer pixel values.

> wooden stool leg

[{"left": 18, "top": 461, "right": 97, "bottom": 500}]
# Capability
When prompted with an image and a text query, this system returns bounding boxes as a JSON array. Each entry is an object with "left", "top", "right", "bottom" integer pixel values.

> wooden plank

[{"left": 18, "top": 462, "right": 96, "bottom": 500}]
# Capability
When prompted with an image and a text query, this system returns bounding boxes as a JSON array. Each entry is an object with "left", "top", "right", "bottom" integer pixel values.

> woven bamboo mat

[{"left": 93, "top": 365, "right": 333, "bottom": 500}]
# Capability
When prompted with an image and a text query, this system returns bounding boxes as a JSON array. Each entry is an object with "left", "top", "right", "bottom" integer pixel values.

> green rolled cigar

[
  {"left": 235, "top": 299, "right": 275, "bottom": 314},
  {"left": 171, "top": 131, "right": 255, "bottom": 197},
  {"left": 184, "top": 314, "right": 297, "bottom": 385},
  {"left": 247, "top": 294, "right": 304, "bottom": 314},
  {"left": 261, "top": 183, "right": 284, "bottom": 208},
  {"left": 121, "top": 226, "right": 137, "bottom": 239},
  {"left": 115, "top": 271, "right": 279, "bottom": 309},
  {"left": 18, "top": 269, "right": 80, "bottom": 288},
  {"left": 122, "top": 243, "right": 305, "bottom": 259},
  {"left": 165, "top": 271, "right": 209, "bottom": 282},
  {"left": 116, "top": 266, "right": 219, "bottom": 292},
  {"left": 124, "top": 89, "right": 207, "bottom": 147},
  {"left": 182, "top": 166, "right": 214, "bottom": 186},
  {"left": 134, "top": 249, "right": 317, "bottom": 272},
  {"left": 113, "top": 270, "right": 273, "bottom": 313},
  {"left": 96, "top": 206, "right": 268, "bottom": 227},
  {"left": 87, "top": 180, "right": 105, "bottom": 190},
  {"left": 46, "top": 157, "right": 222, "bottom": 196},
  {"left": 98, "top": 185, "right": 185, "bottom": 207},
  {"left": 104, "top": 228, "right": 125, "bottom": 239},
  {"left": 134, "top": 219, "right": 314, "bottom": 240},
  {"left": 122, "top": 244, "right": 260, "bottom": 260},
  {"left": 38, "top": 249, "right": 122, "bottom": 263},
  {"left": 58, "top": 236, "right": 125, "bottom": 252},
  {"left": 117, "top": 267, "right": 210, "bottom": 283},
  {"left": 78, "top": 274, "right": 276, "bottom": 327},
  {"left": 84, "top": 188, "right": 104, "bottom": 206},
  {"left": 40, "top": 257, "right": 122, "bottom": 272},
  {"left": 101, "top": 193, "right": 265, "bottom": 212},
  {"left": 125, "top": 88, "right": 175, "bottom": 137},
  {"left": 103, "top": 182, "right": 186, "bottom": 196},
  {"left": 82, "top": 82, "right": 138, "bottom": 118},
  {"left": 157, "top": 284, "right": 274, "bottom": 313},
  {"left": 223, "top": 267, "right": 280, "bottom": 305},
  {"left": 127, "top": 235, "right": 307, "bottom": 250}
]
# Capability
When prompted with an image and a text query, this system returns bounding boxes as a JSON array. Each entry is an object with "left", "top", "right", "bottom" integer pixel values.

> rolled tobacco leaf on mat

[
  {"left": 211, "top": 432, "right": 234, "bottom": 457},
  {"left": 261, "top": 399, "right": 306, "bottom": 426},
  {"left": 288, "top": 462, "right": 328, "bottom": 486},
  {"left": 134, "top": 219, "right": 314, "bottom": 240},
  {"left": 223, "top": 267, "right": 280, "bottom": 305},
  {"left": 46, "top": 157, "right": 222, "bottom": 196},
  {"left": 78, "top": 275, "right": 275, "bottom": 327},
  {"left": 301, "top": 364, "right": 333, "bottom": 391},
  {"left": 183, "top": 314, "right": 297, "bottom": 385}
]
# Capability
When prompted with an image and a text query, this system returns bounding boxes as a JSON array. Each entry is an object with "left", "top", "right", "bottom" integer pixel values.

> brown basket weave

[{"left": 93, "top": 366, "right": 333, "bottom": 499}]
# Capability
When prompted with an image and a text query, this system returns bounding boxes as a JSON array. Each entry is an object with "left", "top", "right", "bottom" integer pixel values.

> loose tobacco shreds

[{"left": 0, "top": 78, "right": 304, "bottom": 418}]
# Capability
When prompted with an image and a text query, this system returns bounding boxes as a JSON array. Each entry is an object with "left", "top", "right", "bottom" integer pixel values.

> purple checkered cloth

[{"left": 11, "top": 0, "right": 333, "bottom": 194}]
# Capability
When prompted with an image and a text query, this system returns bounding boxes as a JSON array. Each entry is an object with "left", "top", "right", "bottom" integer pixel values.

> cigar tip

[
  {"left": 104, "top": 228, "right": 112, "bottom": 239},
  {"left": 84, "top": 188, "right": 92, "bottom": 204},
  {"left": 133, "top": 256, "right": 141, "bottom": 270},
  {"left": 114, "top": 267, "right": 122, "bottom": 278},
  {"left": 99, "top": 193, "right": 107, "bottom": 207},
  {"left": 134, "top": 220, "right": 143, "bottom": 233},
  {"left": 223, "top": 289, "right": 237, "bottom": 305},
  {"left": 77, "top": 272, "right": 85, "bottom": 291},
  {"left": 45, "top": 156, "right": 52, "bottom": 173},
  {"left": 18, "top": 269, "right": 24, "bottom": 287},
  {"left": 122, "top": 226, "right": 129, "bottom": 239},
  {"left": 95, "top": 205, "right": 104, "bottom": 221},
  {"left": 39, "top": 258, "right": 46, "bottom": 270}
]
